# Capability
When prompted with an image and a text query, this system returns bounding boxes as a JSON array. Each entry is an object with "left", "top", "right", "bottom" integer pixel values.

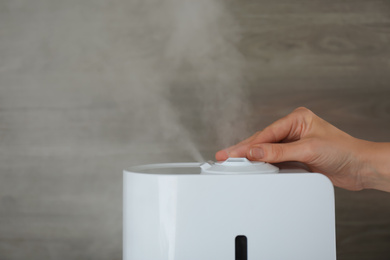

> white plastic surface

[
  {"left": 200, "top": 157, "right": 279, "bottom": 174},
  {"left": 123, "top": 159, "right": 336, "bottom": 260}
]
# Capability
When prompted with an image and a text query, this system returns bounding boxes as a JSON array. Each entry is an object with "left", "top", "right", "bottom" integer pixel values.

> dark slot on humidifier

[{"left": 235, "top": 235, "right": 247, "bottom": 260}]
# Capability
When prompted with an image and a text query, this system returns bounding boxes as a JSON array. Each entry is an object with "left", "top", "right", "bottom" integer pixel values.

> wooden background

[{"left": 1, "top": 0, "right": 390, "bottom": 259}]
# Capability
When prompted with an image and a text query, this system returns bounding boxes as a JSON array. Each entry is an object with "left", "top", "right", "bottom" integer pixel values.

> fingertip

[{"left": 215, "top": 149, "right": 229, "bottom": 161}]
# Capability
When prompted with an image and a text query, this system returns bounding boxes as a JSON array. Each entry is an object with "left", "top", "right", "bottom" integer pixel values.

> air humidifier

[{"left": 123, "top": 158, "right": 336, "bottom": 260}]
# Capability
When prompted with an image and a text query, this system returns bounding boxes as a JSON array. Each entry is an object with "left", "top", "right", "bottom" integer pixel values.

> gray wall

[{"left": 1, "top": 0, "right": 390, "bottom": 259}]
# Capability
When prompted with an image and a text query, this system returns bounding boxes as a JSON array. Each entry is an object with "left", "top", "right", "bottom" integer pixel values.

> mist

[{"left": 127, "top": 0, "right": 251, "bottom": 161}]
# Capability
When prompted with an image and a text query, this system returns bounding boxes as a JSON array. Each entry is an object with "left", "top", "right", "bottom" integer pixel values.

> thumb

[{"left": 247, "top": 141, "right": 311, "bottom": 163}]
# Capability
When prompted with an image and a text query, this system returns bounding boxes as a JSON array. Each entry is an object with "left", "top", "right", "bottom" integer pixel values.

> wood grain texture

[{"left": 0, "top": 0, "right": 390, "bottom": 259}]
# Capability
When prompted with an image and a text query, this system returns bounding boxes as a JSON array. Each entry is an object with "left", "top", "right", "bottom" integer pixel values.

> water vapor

[{"left": 128, "top": 0, "right": 251, "bottom": 161}]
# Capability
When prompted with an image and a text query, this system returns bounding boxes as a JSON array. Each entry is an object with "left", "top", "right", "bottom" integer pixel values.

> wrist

[{"left": 359, "top": 141, "right": 390, "bottom": 192}]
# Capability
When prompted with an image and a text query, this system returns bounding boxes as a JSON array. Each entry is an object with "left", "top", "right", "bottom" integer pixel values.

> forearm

[{"left": 360, "top": 142, "right": 390, "bottom": 192}]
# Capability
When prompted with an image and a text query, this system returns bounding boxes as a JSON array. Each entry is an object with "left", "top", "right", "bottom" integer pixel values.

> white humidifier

[{"left": 123, "top": 158, "right": 336, "bottom": 260}]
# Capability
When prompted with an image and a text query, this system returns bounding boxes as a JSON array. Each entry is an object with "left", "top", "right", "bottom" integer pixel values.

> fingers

[
  {"left": 215, "top": 107, "right": 316, "bottom": 162},
  {"left": 215, "top": 142, "right": 254, "bottom": 161},
  {"left": 247, "top": 140, "right": 313, "bottom": 164},
  {"left": 215, "top": 131, "right": 262, "bottom": 160},
  {"left": 254, "top": 107, "right": 314, "bottom": 144},
  {"left": 216, "top": 113, "right": 302, "bottom": 160}
]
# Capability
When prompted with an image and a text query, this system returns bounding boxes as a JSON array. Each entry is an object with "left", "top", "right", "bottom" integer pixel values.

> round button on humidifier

[{"left": 123, "top": 158, "right": 336, "bottom": 260}]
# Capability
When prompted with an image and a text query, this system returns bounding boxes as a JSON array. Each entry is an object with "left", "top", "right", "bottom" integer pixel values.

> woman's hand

[{"left": 216, "top": 107, "right": 390, "bottom": 192}]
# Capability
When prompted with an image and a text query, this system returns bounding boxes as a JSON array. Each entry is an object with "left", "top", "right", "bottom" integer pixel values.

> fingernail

[{"left": 250, "top": 147, "right": 264, "bottom": 159}]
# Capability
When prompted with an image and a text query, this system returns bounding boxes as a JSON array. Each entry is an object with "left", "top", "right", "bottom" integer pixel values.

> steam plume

[{"left": 128, "top": 0, "right": 250, "bottom": 160}]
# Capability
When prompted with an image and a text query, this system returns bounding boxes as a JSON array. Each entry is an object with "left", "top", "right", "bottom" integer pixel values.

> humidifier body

[{"left": 123, "top": 158, "right": 336, "bottom": 260}]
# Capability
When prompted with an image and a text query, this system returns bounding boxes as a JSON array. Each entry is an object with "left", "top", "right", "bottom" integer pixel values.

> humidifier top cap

[
  {"left": 125, "top": 158, "right": 280, "bottom": 175},
  {"left": 200, "top": 157, "right": 279, "bottom": 174}
]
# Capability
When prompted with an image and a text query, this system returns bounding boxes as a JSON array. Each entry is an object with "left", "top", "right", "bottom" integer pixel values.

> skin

[{"left": 216, "top": 107, "right": 390, "bottom": 192}]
